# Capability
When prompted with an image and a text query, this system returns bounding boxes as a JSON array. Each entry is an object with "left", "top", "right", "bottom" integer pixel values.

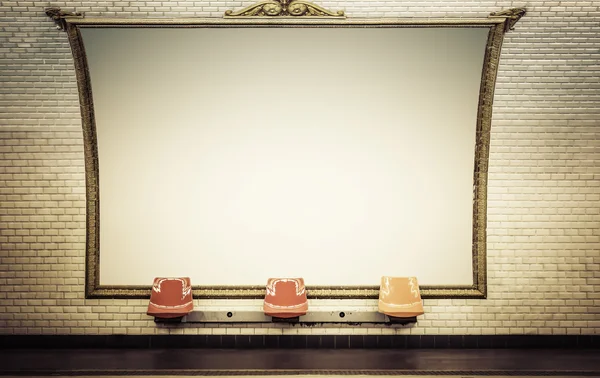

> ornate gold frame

[{"left": 47, "top": 5, "right": 524, "bottom": 300}]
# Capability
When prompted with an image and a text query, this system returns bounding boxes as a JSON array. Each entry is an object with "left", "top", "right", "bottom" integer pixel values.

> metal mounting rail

[{"left": 154, "top": 311, "right": 416, "bottom": 324}]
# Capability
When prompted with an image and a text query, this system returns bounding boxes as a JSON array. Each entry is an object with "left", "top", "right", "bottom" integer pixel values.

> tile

[
  {"left": 392, "top": 335, "right": 407, "bottom": 349},
  {"left": 292, "top": 335, "right": 307, "bottom": 348},
  {"left": 235, "top": 335, "right": 251, "bottom": 348},
  {"left": 335, "top": 335, "right": 350, "bottom": 349},
  {"left": 306, "top": 335, "right": 320, "bottom": 348},
  {"left": 407, "top": 335, "right": 421, "bottom": 348},
  {"left": 434, "top": 335, "right": 450, "bottom": 348},
  {"left": 477, "top": 335, "right": 492, "bottom": 349},
  {"left": 349, "top": 335, "right": 364, "bottom": 348},
  {"left": 148, "top": 335, "right": 169, "bottom": 348},
  {"left": 490, "top": 335, "right": 508, "bottom": 348},
  {"left": 187, "top": 335, "right": 207, "bottom": 348},
  {"left": 377, "top": 335, "right": 392, "bottom": 349},
  {"left": 279, "top": 336, "right": 293, "bottom": 349},
  {"left": 264, "top": 335, "right": 279, "bottom": 348},
  {"left": 446, "top": 335, "right": 463, "bottom": 348},
  {"left": 579, "top": 335, "right": 594, "bottom": 348},
  {"left": 463, "top": 335, "right": 478, "bottom": 348},
  {"left": 221, "top": 335, "right": 236, "bottom": 348},
  {"left": 206, "top": 335, "right": 221, "bottom": 348},
  {"left": 249, "top": 335, "right": 265, "bottom": 349},
  {"left": 364, "top": 335, "right": 378, "bottom": 349},
  {"left": 320, "top": 335, "right": 335, "bottom": 348},
  {"left": 420, "top": 335, "right": 435, "bottom": 348}
]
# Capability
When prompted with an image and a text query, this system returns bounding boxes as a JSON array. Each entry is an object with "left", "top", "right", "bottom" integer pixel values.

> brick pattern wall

[{"left": 1, "top": 0, "right": 599, "bottom": 336}]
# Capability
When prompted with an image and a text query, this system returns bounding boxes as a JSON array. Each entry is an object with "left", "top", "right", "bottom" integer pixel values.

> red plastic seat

[
  {"left": 263, "top": 278, "right": 308, "bottom": 318},
  {"left": 147, "top": 277, "right": 193, "bottom": 319}
]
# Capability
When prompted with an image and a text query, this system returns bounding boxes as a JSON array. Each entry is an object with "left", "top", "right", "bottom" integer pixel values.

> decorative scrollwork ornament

[
  {"left": 224, "top": 0, "right": 345, "bottom": 18},
  {"left": 45, "top": 7, "right": 84, "bottom": 30},
  {"left": 489, "top": 8, "right": 526, "bottom": 32}
]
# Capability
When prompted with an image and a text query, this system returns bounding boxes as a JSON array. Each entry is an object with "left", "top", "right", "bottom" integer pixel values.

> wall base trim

[{"left": 1, "top": 334, "right": 598, "bottom": 349}]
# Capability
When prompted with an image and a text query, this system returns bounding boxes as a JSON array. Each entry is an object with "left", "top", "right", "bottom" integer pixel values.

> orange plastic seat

[
  {"left": 378, "top": 276, "right": 424, "bottom": 318},
  {"left": 147, "top": 277, "right": 193, "bottom": 319},
  {"left": 263, "top": 278, "right": 308, "bottom": 318}
]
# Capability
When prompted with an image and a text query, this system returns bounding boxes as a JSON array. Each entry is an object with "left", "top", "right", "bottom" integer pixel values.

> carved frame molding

[{"left": 47, "top": 5, "right": 525, "bottom": 300}]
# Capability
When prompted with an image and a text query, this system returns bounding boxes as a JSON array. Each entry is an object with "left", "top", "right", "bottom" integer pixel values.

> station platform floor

[{"left": 0, "top": 349, "right": 599, "bottom": 376}]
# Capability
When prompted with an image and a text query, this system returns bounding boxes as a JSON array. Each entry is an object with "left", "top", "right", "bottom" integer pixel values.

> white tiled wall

[{"left": 1, "top": 0, "right": 599, "bottom": 335}]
